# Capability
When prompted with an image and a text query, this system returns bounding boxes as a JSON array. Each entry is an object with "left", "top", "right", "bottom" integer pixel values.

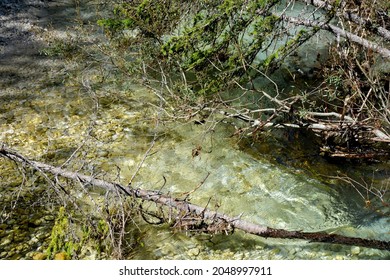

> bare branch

[
  {"left": 301, "top": 0, "right": 390, "bottom": 41},
  {"left": 282, "top": 15, "right": 390, "bottom": 58}
]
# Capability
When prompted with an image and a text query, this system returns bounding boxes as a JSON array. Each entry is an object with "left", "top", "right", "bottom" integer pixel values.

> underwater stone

[
  {"left": 0, "top": 238, "right": 12, "bottom": 246},
  {"left": 187, "top": 247, "right": 200, "bottom": 256},
  {"left": 54, "top": 252, "right": 68, "bottom": 260},
  {"left": 351, "top": 246, "right": 360, "bottom": 255},
  {"left": 33, "top": 252, "right": 47, "bottom": 260}
]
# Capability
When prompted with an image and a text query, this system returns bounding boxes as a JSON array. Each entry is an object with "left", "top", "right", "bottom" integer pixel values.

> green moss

[{"left": 46, "top": 207, "right": 77, "bottom": 260}]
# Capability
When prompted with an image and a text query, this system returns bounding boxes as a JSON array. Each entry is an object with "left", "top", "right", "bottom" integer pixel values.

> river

[{"left": 0, "top": 0, "right": 389, "bottom": 260}]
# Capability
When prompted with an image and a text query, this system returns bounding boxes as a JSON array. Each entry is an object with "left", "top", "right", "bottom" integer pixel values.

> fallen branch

[
  {"left": 217, "top": 107, "right": 390, "bottom": 143},
  {"left": 301, "top": 0, "right": 390, "bottom": 41},
  {"left": 282, "top": 15, "right": 390, "bottom": 59},
  {"left": 1, "top": 145, "right": 389, "bottom": 251}
]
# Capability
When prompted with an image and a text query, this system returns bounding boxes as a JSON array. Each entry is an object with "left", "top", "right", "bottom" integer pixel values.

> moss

[{"left": 46, "top": 207, "right": 76, "bottom": 259}]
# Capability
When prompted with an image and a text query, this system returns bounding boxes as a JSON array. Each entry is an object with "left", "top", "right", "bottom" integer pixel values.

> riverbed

[{"left": 0, "top": 0, "right": 389, "bottom": 260}]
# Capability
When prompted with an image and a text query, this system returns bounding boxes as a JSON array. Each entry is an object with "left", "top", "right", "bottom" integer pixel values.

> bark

[
  {"left": 1, "top": 145, "right": 389, "bottom": 251},
  {"left": 301, "top": 0, "right": 390, "bottom": 41},
  {"left": 282, "top": 15, "right": 390, "bottom": 59}
]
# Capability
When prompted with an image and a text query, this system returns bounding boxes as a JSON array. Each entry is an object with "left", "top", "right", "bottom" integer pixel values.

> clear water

[{"left": 0, "top": 0, "right": 389, "bottom": 260}]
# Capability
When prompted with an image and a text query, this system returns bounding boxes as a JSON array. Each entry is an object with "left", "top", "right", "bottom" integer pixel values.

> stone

[
  {"left": 187, "top": 248, "right": 200, "bottom": 256},
  {"left": 54, "top": 252, "right": 69, "bottom": 260},
  {"left": 0, "top": 238, "right": 12, "bottom": 246},
  {"left": 351, "top": 246, "right": 360, "bottom": 255},
  {"left": 33, "top": 252, "right": 47, "bottom": 260}
]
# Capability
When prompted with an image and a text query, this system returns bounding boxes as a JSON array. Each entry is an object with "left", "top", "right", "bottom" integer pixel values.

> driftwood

[{"left": 1, "top": 145, "right": 389, "bottom": 251}]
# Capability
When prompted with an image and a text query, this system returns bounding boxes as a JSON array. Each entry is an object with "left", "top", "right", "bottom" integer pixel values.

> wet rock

[
  {"left": 16, "top": 243, "right": 29, "bottom": 251},
  {"left": 187, "top": 248, "right": 200, "bottom": 257},
  {"left": 54, "top": 252, "right": 69, "bottom": 260},
  {"left": 1, "top": 238, "right": 12, "bottom": 246},
  {"left": 14, "top": 232, "right": 28, "bottom": 242},
  {"left": 33, "top": 218, "right": 44, "bottom": 226},
  {"left": 28, "top": 236, "right": 40, "bottom": 245},
  {"left": 35, "top": 231, "right": 48, "bottom": 240},
  {"left": 351, "top": 246, "right": 360, "bottom": 255},
  {"left": 234, "top": 252, "right": 245, "bottom": 259},
  {"left": 43, "top": 215, "right": 55, "bottom": 222},
  {"left": 33, "top": 252, "right": 47, "bottom": 260}
]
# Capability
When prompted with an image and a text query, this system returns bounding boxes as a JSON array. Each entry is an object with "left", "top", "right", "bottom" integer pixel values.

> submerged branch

[{"left": 1, "top": 145, "right": 389, "bottom": 251}]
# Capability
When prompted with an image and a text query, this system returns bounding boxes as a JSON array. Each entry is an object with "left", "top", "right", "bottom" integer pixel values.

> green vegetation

[
  {"left": 98, "top": 0, "right": 305, "bottom": 94},
  {"left": 45, "top": 206, "right": 113, "bottom": 259},
  {"left": 46, "top": 206, "right": 76, "bottom": 260}
]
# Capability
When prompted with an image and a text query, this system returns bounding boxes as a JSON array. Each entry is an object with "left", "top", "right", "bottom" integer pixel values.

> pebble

[
  {"left": 29, "top": 237, "right": 40, "bottom": 244},
  {"left": 1, "top": 238, "right": 12, "bottom": 246},
  {"left": 33, "top": 218, "right": 44, "bottom": 226},
  {"left": 35, "top": 232, "right": 48, "bottom": 240},
  {"left": 44, "top": 215, "right": 55, "bottom": 222},
  {"left": 234, "top": 252, "right": 245, "bottom": 259},
  {"left": 33, "top": 252, "right": 47, "bottom": 260},
  {"left": 14, "top": 234, "right": 27, "bottom": 242},
  {"left": 187, "top": 248, "right": 200, "bottom": 256},
  {"left": 351, "top": 247, "right": 360, "bottom": 255},
  {"left": 54, "top": 252, "right": 68, "bottom": 260}
]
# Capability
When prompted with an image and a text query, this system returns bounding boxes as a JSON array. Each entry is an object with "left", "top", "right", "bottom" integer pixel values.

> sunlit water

[{"left": 0, "top": 0, "right": 389, "bottom": 260}]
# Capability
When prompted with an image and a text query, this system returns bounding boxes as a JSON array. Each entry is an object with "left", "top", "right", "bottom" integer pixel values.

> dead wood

[
  {"left": 281, "top": 15, "right": 390, "bottom": 59},
  {"left": 1, "top": 145, "right": 389, "bottom": 251},
  {"left": 301, "top": 0, "right": 390, "bottom": 41}
]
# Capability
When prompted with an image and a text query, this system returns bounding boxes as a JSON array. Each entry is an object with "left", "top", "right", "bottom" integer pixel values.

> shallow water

[{"left": 0, "top": 0, "right": 389, "bottom": 260}]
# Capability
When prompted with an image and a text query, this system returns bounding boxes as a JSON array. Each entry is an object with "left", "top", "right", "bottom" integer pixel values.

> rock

[
  {"left": 187, "top": 248, "right": 200, "bottom": 256},
  {"left": 351, "top": 246, "right": 360, "bottom": 255},
  {"left": 35, "top": 232, "right": 48, "bottom": 240},
  {"left": 33, "top": 218, "right": 43, "bottom": 226},
  {"left": 28, "top": 236, "right": 39, "bottom": 245},
  {"left": 33, "top": 252, "right": 47, "bottom": 260},
  {"left": 0, "top": 238, "right": 12, "bottom": 246},
  {"left": 54, "top": 252, "right": 69, "bottom": 260},
  {"left": 234, "top": 252, "right": 245, "bottom": 259},
  {"left": 44, "top": 215, "right": 55, "bottom": 222}
]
